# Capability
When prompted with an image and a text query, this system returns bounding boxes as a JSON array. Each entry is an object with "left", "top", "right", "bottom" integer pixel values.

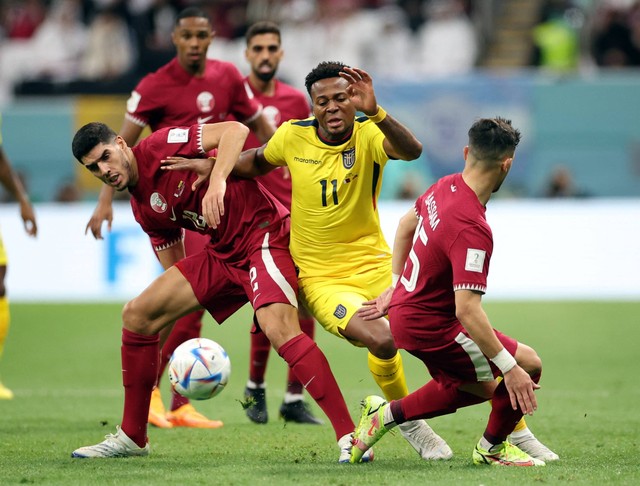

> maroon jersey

[
  {"left": 244, "top": 79, "right": 310, "bottom": 210},
  {"left": 125, "top": 58, "right": 261, "bottom": 132},
  {"left": 389, "top": 173, "right": 493, "bottom": 349},
  {"left": 129, "top": 124, "right": 289, "bottom": 263}
]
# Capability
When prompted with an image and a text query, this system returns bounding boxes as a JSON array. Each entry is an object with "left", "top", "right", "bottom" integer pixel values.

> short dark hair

[
  {"left": 176, "top": 7, "right": 209, "bottom": 25},
  {"left": 468, "top": 117, "right": 521, "bottom": 164},
  {"left": 304, "top": 61, "right": 348, "bottom": 96},
  {"left": 72, "top": 122, "right": 116, "bottom": 163},
  {"left": 246, "top": 20, "right": 281, "bottom": 45}
]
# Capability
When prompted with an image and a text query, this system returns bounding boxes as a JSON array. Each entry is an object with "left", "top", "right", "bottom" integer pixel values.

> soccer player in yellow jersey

[
  {"left": 166, "top": 61, "right": 451, "bottom": 460},
  {"left": 0, "top": 114, "right": 38, "bottom": 399}
]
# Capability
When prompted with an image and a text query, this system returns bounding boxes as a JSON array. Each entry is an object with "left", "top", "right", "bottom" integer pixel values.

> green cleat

[
  {"left": 473, "top": 440, "right": 545, "bottom": 467},
  {"left": 350, "top": 395, "right": 389, "bottom": 463}
]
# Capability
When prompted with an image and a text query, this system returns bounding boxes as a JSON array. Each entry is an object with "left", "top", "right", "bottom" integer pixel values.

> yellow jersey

[{"left": 263, "top": 116, "right": 391, "bottom": 280}]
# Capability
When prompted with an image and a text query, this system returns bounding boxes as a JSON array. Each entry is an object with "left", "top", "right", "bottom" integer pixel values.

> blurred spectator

[
  {"left": 79, "top": 6, "right": 135, "bottom": 81},
  {"left": 543, "top": 165, "right": 589, "bottom": 198},
  {"left": 1, "top": 0, "right": 46, "bottom": 39},
  {"left": 531, "top": 1, "right": 581, "bottom": 72},
  {"left": 591, "top": 3, "right": 640, "bottom": 67},
  {"left": 0, "top": 0, "right": 87, "bottom": 106},
  {"left": 411, "top": 0, "right": 478, "bottom": 77}
]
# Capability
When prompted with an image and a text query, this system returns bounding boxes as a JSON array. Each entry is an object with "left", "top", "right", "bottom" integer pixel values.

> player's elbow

[{"left": 404, "top": 140, "right": 423, "bottom": 161}]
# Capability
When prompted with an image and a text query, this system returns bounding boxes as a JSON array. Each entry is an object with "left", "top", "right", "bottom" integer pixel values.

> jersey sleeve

[
  {"left": 228, "top": 67, "right": 261, "bottom": 124},
  {"left": 363, "top": 119, "right": 389, "bottom": 166},
  {"left": 124, "top": 76, "right": 161, "bottom": 128},
  {"left": 262, "top": 122, "right": 289, "bottom": 167},
  {"left": 130, "top": 199, "right": 184, "bottom": 251},
  {"left": 450, "top": 226, "right": 493, "bottom": 294}
]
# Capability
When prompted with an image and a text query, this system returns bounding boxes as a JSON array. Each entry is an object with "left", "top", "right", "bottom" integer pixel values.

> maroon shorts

[
  {"left": 175, "top": 231, "right": 298, "bottom": 324},
  {"left": 401, "top": 323, "right": 518, "bottom": 388}
]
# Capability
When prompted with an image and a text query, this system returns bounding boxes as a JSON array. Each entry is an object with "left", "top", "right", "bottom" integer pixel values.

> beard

[{"left": 255, "top": 68, "right": 276, "bottom": 82}]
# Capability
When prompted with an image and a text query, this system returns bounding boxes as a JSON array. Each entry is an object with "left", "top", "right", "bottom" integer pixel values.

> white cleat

[
  {"left": 338, "top": 432, "right": 374, "bottom": 463},
  {"left": 509, "top": 430, "right": 559, "bottom": 462},
  {"left": 398, "top": 420, "right": 453, "bottom": 460},
  {"left": 72, "top": 426, "right": 150, "bottom": 458}
]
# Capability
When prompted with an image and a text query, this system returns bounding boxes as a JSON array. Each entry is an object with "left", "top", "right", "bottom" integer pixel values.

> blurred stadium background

[{"left": 0, "top": 0, "right": 639, "bottom": 302}]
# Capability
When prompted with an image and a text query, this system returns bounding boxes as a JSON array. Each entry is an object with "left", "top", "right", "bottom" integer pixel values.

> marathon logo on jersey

[
  {"left": 150, "top": 192, "right": 168, "bottom": 213},
  {"left": 465, "top": 248, "right": 486, "bottom": 273},
  {"left": 167, "top": 128, "right": 189, "bottom": 143},
  {"left": 342, "top": 148, "right": 356, "bottom": 169},
  {"left": 174, "top": 180, "right": 185, "bottom": 198},
  {"left": 333, "top": 304, "right": 347, "bottom": 319}
]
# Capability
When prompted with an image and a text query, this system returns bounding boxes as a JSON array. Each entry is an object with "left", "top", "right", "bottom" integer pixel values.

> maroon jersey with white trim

[
  {"left": 243, "top": 78, "right": 310, "bottom": 210},
  {"left": 129, "top": 124, "right": 289, "bottom": 262},
  {"left": 125, "top": 58, "right": 261, "bottom": 132},
  {"left": 389, "top": 173, "right": 493, "bottom": 347}
]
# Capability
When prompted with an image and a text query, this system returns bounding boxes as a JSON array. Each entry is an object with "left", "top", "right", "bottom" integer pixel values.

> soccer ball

[{"left": 168, "top": 338, "right": 231, "bottom": 400}]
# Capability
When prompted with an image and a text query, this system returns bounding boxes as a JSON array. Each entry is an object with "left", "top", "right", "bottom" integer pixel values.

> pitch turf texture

[{"left": 1, "top": 301, "right": 638, "bottom": 485}]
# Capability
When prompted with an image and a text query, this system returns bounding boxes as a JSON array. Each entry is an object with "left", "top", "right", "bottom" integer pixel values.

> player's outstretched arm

[
  {"left": 340, "top": 67, "right": 421, "bottom": 162},
  {"left": 85, "top": 185, "right": 114, "bottom": 239},
  {"left": 0, "top": 147, "right": 37, "bottom": 237}
]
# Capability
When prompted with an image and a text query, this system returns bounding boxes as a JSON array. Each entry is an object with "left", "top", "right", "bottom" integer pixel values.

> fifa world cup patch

[
  {"left": 333, "top": 304, "right": 347, "bottom": 319},
  {"left": 167, "top": 128, "right": 189, "bottom": 143},
  {"left": 465, "top": 248, "right": 486, "bottom": 273}
]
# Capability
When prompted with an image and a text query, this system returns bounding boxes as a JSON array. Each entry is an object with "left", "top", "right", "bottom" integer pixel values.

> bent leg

[
  {"left": 120, "top": 267, "right": 202, "bottom": 446},
  {"left": 257, "top": 303, "right": 354, "bottom": 440}
]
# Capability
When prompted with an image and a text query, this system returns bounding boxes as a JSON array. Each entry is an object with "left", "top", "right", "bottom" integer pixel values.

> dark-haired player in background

[
  {"left": 84, "top": 7, "right": 274, "bottom": 430},
  {"left": 236, "top": 20, "right": 321, "bottom": 426}
]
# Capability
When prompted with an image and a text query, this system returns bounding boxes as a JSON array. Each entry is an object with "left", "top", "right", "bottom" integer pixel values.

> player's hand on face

[
  {"left": 202, "top": 176, "right": 226, "bottom": 229},
  {"left": 84, "top": 200, "right": 112, "bottom": 240},
  {"left": 357, "top": 286, "right": 394, "bottom": 320},
  {"left": 502, "top": 365, "right": 540, "bottom": 416},
  {"left": 161, "top": 156, "right": 214, "bottom": 191},
  {"left": 339, "top": 67, "right": 377, "bottom": 116}
]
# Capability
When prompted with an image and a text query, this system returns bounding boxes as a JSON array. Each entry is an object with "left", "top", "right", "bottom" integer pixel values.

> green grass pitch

[{"left": 1, "top": 301, "right": 638, "bottom": 485}]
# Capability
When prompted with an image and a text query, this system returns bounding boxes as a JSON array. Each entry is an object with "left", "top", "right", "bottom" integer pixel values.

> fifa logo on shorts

[
  {"left": 333, "top": 304, "right": 347, "bottom": 319},
  {"left": 342, "top": 148, "right": 356, "bottom": 169}
]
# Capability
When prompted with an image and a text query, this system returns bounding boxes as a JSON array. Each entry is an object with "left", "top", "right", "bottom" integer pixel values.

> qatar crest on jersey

[
  {"left": 150, "top": 192, "right": 168, "bottom": 213},
  {"left": 342, "top": 147, "right": 356, "bottom": 169},
  {"left": 197, "top": 91, "right": 215, "bottom": 113}
]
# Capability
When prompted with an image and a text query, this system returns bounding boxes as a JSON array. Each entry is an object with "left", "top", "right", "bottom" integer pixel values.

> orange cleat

[
  {"left": 148, "top": 387, "right": 173, "bottom": 428},
  {"left": 166, "top": 403, "right": 224, "bottom": 429}
]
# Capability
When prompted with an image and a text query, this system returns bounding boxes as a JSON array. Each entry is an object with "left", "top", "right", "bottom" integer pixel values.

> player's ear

[
  {"left": 463, "top": 146, "right": 469, "bottom": 161},
  {"left": 502, "top": 157, "right": 513, "bottom": 172}
]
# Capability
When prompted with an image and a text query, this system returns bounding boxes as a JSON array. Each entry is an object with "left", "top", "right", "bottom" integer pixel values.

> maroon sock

[
  {"left": 278, "top": 333, "right": 354, "bottom": 439},
  {"left": 285, "top": 316, "right": 315, "bottom": 395},
  {"left": 484, "top": 372, "right": 541, "bottom": 444},
  {"left": 392, "top": 379, "right": 487, "bottom": 424},
  {"left": 248, "top": 330, "right": 271, "bottom": 386},
  {"left": 120, "top": 328, "right": 160, "bottom": 447},
  {"left": 160, "top": 310, "right": 204, "bottom": 411}
]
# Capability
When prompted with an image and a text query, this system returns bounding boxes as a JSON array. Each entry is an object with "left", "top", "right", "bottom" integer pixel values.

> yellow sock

[
  {"left": 0, "top": 296, "right": 9, "bottom": 357},
  {"left": 368, "top": 351, "right": 409, "bottom": 401},
  {"left": 494, "top": 375, "right": 527, "bottom": 432}
]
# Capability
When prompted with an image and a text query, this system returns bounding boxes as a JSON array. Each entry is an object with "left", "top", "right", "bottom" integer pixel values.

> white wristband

[
  {"left": 392, "top": 273, "right": 400, "bottom": 287},
  {"left": 490, "top": 348, "right": 517, "bottom": 374}
]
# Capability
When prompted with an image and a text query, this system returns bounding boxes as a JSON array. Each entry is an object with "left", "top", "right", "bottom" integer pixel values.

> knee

[
  {"left": 516, "top": 343, "right": 543, "bottom": 376},
  {"left": 366, "top": 328, "right": 397, "bottom": 359},
  {"left": 122, "top": 299, "right": 155, "bottom": 335}
]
